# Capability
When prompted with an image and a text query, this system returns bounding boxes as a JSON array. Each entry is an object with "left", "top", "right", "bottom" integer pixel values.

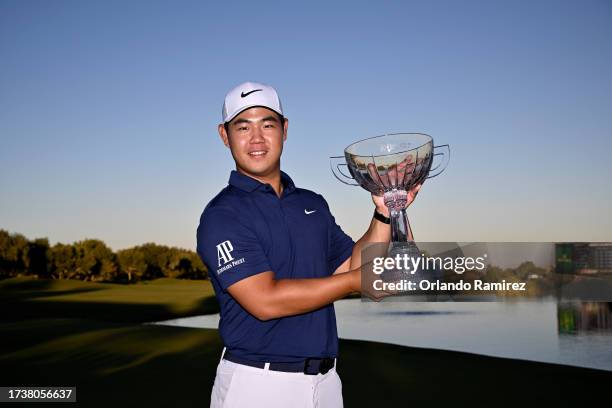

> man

[{"left": 196, "top": 81, "right": 420, "bottom": 408}]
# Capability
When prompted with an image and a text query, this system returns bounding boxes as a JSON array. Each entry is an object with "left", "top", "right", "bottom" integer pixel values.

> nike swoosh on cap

[
  {"left": 241, "top": 89, "right": 262, "bottom": 98},
  {"left": 304, "top": 209, "right": 317, "bottom": 215}
]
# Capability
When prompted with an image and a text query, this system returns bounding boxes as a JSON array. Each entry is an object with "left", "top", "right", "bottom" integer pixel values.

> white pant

[{"left": 210, "top": 348, "right": 343, "bottom": 408}]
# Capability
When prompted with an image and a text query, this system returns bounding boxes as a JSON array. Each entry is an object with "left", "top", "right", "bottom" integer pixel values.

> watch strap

[{"left": 373, "top": 209, "right": 391, "bottom": 224}]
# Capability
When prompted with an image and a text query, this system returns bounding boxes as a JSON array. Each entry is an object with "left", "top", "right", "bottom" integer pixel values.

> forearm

[
  {"left": 349, "top": 215, "right": 392, "bottom": 271},
  {"left": 261, "top": 271, "right": 356, "bottom": 320}
]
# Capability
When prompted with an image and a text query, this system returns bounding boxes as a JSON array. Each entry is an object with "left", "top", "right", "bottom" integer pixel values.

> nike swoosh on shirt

[
  {"left": 304, "top": 209, "right": 317, "bottom": 215},
  {"left": 241, "top": 89, "right": 262, "bottom": 98}
]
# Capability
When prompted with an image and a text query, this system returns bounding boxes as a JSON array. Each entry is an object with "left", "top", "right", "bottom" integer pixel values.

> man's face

[{"left": 218, "top": 107, "right": 288, "bottom": 179}]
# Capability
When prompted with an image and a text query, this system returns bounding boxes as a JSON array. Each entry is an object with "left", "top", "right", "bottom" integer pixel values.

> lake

[{"left": 149, "top": 298, "right": 612, "bottom": 372}]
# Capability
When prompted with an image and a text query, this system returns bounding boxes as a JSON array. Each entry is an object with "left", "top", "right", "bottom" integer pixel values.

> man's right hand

[{"left": 349, "top": 263, "right": 396, "bottom": 302}]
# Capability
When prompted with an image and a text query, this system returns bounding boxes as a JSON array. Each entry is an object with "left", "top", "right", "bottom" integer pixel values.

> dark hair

[{"left": 224, "top": 112, "right": 286, "bottom": 134}]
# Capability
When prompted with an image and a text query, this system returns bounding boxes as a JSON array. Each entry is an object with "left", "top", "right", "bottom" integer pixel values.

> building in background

[{"left": 556, "top": 243, "right": 612, "bottom": 275}]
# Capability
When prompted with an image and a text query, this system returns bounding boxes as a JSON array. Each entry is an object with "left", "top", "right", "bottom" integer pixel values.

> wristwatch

[{"left": 373, "top": 209, "right": 391, "bottom": 224}]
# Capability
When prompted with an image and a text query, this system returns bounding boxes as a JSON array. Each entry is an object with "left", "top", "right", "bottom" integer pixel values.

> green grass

[
  {"left": 0, "top": 318, "right": 220, "bottom": 407},
  {"left": 0, "top": 276, "right": 218, "bottom": 323},
  {"left": 1, "top": 277, "right": 611, "bottom": 407}
]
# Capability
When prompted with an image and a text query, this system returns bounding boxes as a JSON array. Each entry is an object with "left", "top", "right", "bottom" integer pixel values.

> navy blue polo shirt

[{"left": 196, "top": 170, "right": 355, "bottom": 362}]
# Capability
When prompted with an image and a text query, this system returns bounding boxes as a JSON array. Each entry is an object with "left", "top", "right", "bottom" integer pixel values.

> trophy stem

[
  {"left": 389, "top": 208, "right": 413, "bottom": 242},
  {"left": 385, "top": 206, "right": 423, "bottom": 289},
  {"left": 385, "top": 189, "right": 420, "bottom": 261},
  {"left": 383, "top": 189, "right": 414, "bottom": 242}
]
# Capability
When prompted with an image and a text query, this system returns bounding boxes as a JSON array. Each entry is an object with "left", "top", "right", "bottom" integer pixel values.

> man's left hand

[{"left": 371, "top": 183, "right": 422, "bottom": 217}]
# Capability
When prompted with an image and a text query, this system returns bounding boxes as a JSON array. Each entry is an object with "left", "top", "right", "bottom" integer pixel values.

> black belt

[{"left": 223, "top": 351, "right": 335, "bottom": 375}]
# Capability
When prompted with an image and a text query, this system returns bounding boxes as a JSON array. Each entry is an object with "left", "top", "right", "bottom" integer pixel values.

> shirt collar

[{"left": 228, "top": 170, "right": 296, "bottom": 196}]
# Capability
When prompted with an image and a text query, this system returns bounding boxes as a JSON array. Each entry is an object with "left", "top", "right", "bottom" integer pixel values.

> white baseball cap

[{"left": 222, "top": 81, "right": 284, "bottom": 123}]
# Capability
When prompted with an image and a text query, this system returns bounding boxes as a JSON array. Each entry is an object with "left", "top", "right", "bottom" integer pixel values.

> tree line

[{"left": 0, "top": 229, "right": 208, "bottom": 282}]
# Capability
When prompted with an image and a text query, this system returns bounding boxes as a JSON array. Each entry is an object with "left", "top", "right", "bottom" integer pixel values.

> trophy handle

[
  {"left": 330, "top": 156, "right": 359, "bottom": 186},
  {"left": 427, "top": 144, "right": 450, "bottom": 179}
]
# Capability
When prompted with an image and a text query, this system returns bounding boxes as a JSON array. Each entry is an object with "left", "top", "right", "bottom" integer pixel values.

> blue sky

[{"left": 1, "top": 0, "right": 611, "bottom": 250}]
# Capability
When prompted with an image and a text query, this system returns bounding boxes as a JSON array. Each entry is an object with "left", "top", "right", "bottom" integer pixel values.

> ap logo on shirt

[
  {"left": 215, "top": 240, "right": 245, "bottom": 275},
  {"left": 216, "top": 240, "right": 234, "bottom": 267}
]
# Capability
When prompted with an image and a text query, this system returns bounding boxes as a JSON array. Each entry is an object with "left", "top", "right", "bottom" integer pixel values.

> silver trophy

[{"left": 331, "top": 133, "right": 450, "bottom": 282}]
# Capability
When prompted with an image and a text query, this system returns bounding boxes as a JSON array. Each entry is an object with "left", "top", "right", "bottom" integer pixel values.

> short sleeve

[
  {"left": 197, "top": 207, "right": 271, "bottom": 291},
  {"left": 319, "top": 195, "right": 355, "bottom": 273}
]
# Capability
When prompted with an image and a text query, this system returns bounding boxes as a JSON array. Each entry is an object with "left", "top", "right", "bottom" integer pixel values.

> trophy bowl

[{"left": 331, "top": 133, "right": 450, "bottom": 283}]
